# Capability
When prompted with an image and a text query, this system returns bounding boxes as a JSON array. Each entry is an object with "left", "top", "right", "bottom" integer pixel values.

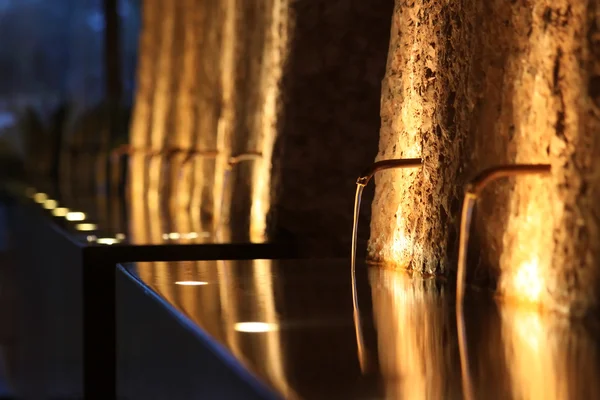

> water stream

[{"left": 351, "top": 182, "right": 368, "bottom": 372}]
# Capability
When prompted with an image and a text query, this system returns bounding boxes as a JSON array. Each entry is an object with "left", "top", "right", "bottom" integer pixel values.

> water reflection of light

[
  {"left": 75, "top": 223, "right": 97, "bottom": 231},
  {"left": 500, "top": 305, "right": 600, "bottom": 400},
  {"left": 234, "top": 322, "right": 279, "bottom": 333},
  {"left": 33, "top": 193, "right": 48, "bottom": 203},
  {"left": 66, "top": 212, "right": 86, "bottom": 221},
  {"left": 369, "top": 268, "right": 461, "bottom": 400},
  {"left": 175, "top": 281, "right": 209, "bottom": 286}
]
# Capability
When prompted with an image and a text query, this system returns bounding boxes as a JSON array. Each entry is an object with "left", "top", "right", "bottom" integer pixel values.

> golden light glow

[
  {"left": 234, "top": 322, "right": 279, "bottom": 333},
  {"left": 42, "top": 199, "right": 58, "bottom": 210},
  {"left": 115, "top": 233, "right": 126, "bottom": 240},
  {"left": 168, "top": 232, "right": 181, "bottom": 240},
  {"left": 369, "top": 268, "right": 460, "bottom": 399},
  {"left": 96, "top": 238, "right": 119, "bottom": 245},
  {"left": 75, "top": 223, "right": 97, "bottom": 231},
  {"left": 511, "top": 258, "right": 544, "bottom": 304},
  {"left": 33, "top": 193, "right": 48, "bottom": 203},
  {"left": 501, "top": 303, "right": 600, "bottom": 399},
  {"left": 52, "top": 207, "right": 69, "bottom": 217},
  {"left": 390, "top": 226, "right": 414, "bottom": 268},
  {"left": 175, "top": 281, "right": 209, "bottom": 286},
  {"left": 66, "top": 212, "right": 86, "bottom": 221}
]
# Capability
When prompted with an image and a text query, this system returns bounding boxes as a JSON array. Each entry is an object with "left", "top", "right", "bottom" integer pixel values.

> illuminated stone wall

[
  {"left": 369, "top": 0, "right": 600, "bottom": 313},
  {"left": 130, "top": 0, "right": 393, "bottom": 250},
  {"left": 129, "top": 0, "right": 289, "bottom": 242}
]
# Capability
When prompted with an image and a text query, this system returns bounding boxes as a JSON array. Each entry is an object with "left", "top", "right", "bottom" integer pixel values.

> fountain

[
  {"left": 351, "top": 158, "right": 422, "bottom": 371},
  {"left": 455, "top": 163, "right": 551, "bottom": 400}
]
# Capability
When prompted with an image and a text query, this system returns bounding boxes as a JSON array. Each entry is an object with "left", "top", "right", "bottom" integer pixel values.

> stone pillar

[{"left": 369, "top": 0, "right": 600, "bottom": 313}]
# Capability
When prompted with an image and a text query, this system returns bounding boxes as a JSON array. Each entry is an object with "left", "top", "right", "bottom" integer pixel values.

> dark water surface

[{"left": 125, "top": 259, "right": 600, "bottom": 400}]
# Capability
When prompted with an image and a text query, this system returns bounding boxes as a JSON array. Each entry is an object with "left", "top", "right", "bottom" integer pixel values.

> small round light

[
  {"left": 234, "top": 322, "right": 278, "bottom": 333},
  {"left": 33, "top": 193, "right": 48, "bottom": 203},
  {"left": 175, "top": 281, "right": 209, "bottom": 286},
  {"left": 115, "top": 233, "right": 126, "bottom": 240},
  {"left": 43, "top": 199, "right": 58, "bottom": 210},
  {"left": 52, "top": 207, "right": 69, "bottom": 217},
  {"left": 168, "top": 232, "right": 181, "bottom": 240},
  {"left": 96, "top": 238, "right": 118, "bottom": 245},
  {"left": 75, "top": 223, "right": 97, "bottom": 231},
  {"left": 66, "top": 212, "right": 86, "bottom": 221}
]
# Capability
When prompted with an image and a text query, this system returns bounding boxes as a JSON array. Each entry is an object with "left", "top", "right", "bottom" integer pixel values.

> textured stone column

[
  {"left": 369, "top": 0, "right": 600, "bottom": 313},
  {"left": 129, "top": 0, "right": 290, "bottom": 241}
]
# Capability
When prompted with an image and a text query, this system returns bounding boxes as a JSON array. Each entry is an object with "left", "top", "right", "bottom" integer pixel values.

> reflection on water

[
  {"left": 500, "top": 306, "right": 600, "bottom": 400},
  {"left": 369, "top": 268, "right": 463, "bottom": 400},
  {"left": 131, "top": 260, "right": 600, "bottom": 400},
  {"left": 139, "top": 259, "right": 293, "bottom": 398}
]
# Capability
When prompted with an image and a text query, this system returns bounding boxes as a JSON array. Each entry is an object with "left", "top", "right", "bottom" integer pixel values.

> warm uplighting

[
  {"left": 175, "top": 281, "right": 209, "bottom": 286},
  {"left": 33, "top": 193, "right": 48, "bottom": 203},
  {"left": 66, "top": 212, "right": 86, "bottom": 221},
  {"left": 510, "top": 258, "right": 544, "bottom": 304},
  {"left": 390, "top": 227, "right": 414, "bottom": 268},
  {"left": 42, "top": 199, "right": 58, "bottom": 210},
  {"left": 234, "top": 322, "right": 279, "bottom": 333},
  {"left": 52, "top": 207, "right": 69, "bottom": 217},
  {"left": 75, "top": 223, "right": 98, "bottom": 231}
]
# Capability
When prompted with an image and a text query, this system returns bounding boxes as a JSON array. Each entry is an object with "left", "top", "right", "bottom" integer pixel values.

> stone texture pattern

[{"left": 370, "top": 0, "right": 600, "bottom": 313}]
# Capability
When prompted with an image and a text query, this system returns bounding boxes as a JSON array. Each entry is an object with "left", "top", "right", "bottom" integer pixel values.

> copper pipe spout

[
  {"left": 228, "top": 151, "right": 263, "bottom": 166},
  {"left": 352, "top": 157, "right": 422, "bottom": 373},
  {"left": 356, "top": 158, "right": 422, "bottom": 186},
  {"left": 456, "top": 163, "right": 551, "bottom": 303}
]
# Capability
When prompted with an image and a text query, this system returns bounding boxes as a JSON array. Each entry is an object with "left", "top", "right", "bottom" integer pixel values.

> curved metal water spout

[
  {"left": 456, "top": 163, "right": 551, "bottom": 303},
  {"left": 356, "top": 158, "right": 423, "bottom": 186},
  {"left": 214, "top": 151, "right": 263, "bottom": 240},
  {"left": 351, "top": 157, "right": 422, "bottom": 373},
  {"left": 455, "top": 163, "right": 551, "bottom": 400}
]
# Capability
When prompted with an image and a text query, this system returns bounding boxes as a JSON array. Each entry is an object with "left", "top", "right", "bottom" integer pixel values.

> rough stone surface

[{"left": 370, "top": 0, "right": 600, "bottom": 313}]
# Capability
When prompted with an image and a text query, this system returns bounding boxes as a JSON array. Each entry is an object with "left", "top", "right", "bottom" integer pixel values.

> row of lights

[{"left": 28, "top": 189, "right": 118, "bottom": 244}]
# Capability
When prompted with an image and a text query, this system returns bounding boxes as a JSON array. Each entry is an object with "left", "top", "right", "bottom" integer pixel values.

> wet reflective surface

[{"left": 123, "top": 259, "right": 600, "bottom": 400}]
